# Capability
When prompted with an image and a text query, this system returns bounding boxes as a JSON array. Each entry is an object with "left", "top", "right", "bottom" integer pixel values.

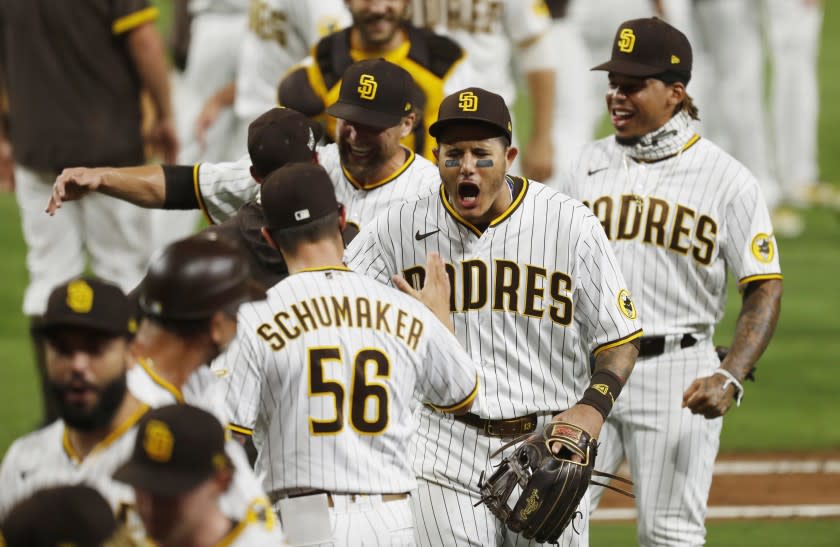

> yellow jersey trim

[
  {"left": 350, "top": 39, "right": 411, "bottom": 63},
  {"left": 216, "top": 517, "right": 250, "bottom": 547},
  {"left": 112, "top": 6, "right": 159, "bottom": 35},
  {"left": 297, "top": 265, "right": 352, "bottom": 274},
  {"left": 62, "top": 404, "right": 150, "bottom": 464},
  {"left": 343, "top": 147, "right": 416, "bottom": 190},
  {"left": 428, "top": 375, "right": 480, "bottom": 414},
  {"left": 592, "top": 329, "right": 644, "bottom": 357},
  {"left": 192, "top": 163, "right": 215, "bottom": 225},
  {"left": 739, "top": 273, "right": 783, "bottom": 286},
  {"left": 227, "top": 424, "right": 254, "bottom": 436},
  {"left": 137, "top": 357, "right": 185, "bottom": 404},
  {"left": 439, "top": 177, "right": 530, "bottom": 236}
]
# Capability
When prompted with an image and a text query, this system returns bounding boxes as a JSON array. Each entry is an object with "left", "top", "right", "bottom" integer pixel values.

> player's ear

[
  {"left": 399, "top": 113, "right": 416, "bottom": 139},
  {"left": 338, "top": 204, "right": 347, "bottom": 231},
  {"left": 433, "top": 146, "right": 440, "bottom": 163},
  {"left": 668, "top": 82, "right": 686, "bottom": 109},
  {"left": 505, "top": 145, "right": 518, "bottom": 171},
  {"left": 260, "top": 227, "right": 280, "bottom": 251}
]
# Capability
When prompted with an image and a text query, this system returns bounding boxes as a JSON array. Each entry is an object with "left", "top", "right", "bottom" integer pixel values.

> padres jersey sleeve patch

[{"left": 722, "top": 182, "right": 783, "bottom": 285}]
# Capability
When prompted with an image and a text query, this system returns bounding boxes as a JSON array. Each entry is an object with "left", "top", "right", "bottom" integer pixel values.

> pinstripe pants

[
  {"left": 410, "top": 406, "right": 590, "bottom": 547},
  {"left": 589, "top": 341, "right": 723, "bottom": 547}
]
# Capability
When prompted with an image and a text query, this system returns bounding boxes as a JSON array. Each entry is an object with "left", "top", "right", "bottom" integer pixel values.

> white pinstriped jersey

[
  {"left": 317, "top": 143, "right": 441, "bottom": 232},
  {"left": 0, "top": 407, "right": 148, "bottom": 520},
  {"left": 194, "top": 144, "right": 440, "bottom": 228},
  {"left": 234, "top": 0, "right": 351, "bottom": 120},
  {"left": 189, "top": 0, "right": 249, "bottom": 15},
  {"left": 126, "top": 360, "right": 274, "bottom": 526},
  {"left": 345, "top": 177, "right": 642, "bottom": 419},
  {"left": 221, "top": 267, "right": 479, "bottom": 494},
  {"left": 410, "top": 0, "right": 551, "bottom": 106},
  {"left": 557, "top": 117, "right": 783, "bottom": 336}
]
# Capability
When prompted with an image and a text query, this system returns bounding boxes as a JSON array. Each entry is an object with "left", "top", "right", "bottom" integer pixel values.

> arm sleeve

[
  {"left": 220, "top": 308, "right": 267, "bottom": 436},
  {"left": 503, "top": 0, "right": 551, "bottom": 45},
  {"left": 344, "top": 214, "right": 398, "bottom": 285},
  {"left": 416, "top": 311, "right": 480, "bottom": 413},
  {"left": 721, "top": 179, "right": 783, "bottom": 285},
  {"left": 162, "top": 164, "right": 200, "bottom": 209},
  {"left": 0, "top": 442, "right": 23, "bottom": 519},
  {"left": 573, "top": 211, "right": 644, "bottom": 355},
  {"left": 195, "top": 154, "right": 260, "bottom": 224}
]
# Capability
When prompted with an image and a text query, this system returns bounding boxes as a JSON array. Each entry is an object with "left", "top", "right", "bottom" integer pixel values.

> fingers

[
  {"left": 391, "top": 274, "right": 418, "bottom": 298},
  {"left": 681, "top": 380, "right": 701, "bottom": 408}
]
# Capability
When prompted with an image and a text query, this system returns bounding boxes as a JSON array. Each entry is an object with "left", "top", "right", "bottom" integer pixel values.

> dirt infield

[{"left": 596, "top": 452, "right": 840, "bottom": 518}]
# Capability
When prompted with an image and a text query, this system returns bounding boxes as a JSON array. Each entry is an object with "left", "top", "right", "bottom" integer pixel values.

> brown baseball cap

[
  {"left": 138, "top": 235, "right": 259, "bottom": 320},
  {"left": 428, "top": 87, "right": 513, "bottom": 142},
  {"left": 247, "top": 107, "right": 323, "bottom": 178},
  {"left": 592, "top": 17, "right": 692, "bottom": 83},
  {"left": 325, "top": 59, "right": 414, "bottom": 130},
  {"left": 261, "top": 163, "right": 339, "bottom": 230},
  {"left": 0, "top": 485, "right": 117, "bottom": 547},
  {"left": 113, "top": 404, "right": 232, "bottom": 496},
  {"left": 33, "top": 277, "right": 135, "bottom": 337}
]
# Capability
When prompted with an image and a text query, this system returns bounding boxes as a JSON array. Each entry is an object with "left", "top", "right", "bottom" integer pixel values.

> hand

[
  {"left": 392, "top": 252, "right": 454, "bottom": 333},
  {"left": 682, "top": 374, "right": 736, "bottom": 419},
  {"left": 46, "top": 167, "right": 108, "bottom": 215},
  {"left": 521, "top": 134, "right": 554, "bottom": 182},
  {"left": 550, "top": 404, "right": 604, "bottom": 461},
  {"left": 148, "top": 117, "right": 179, "bottom": 163},
  {"left": 194, "top": 96, "right": 224, "bottom": 153},
  {"left": 0, "top": 137, "right": 14, "bottom": 192}
]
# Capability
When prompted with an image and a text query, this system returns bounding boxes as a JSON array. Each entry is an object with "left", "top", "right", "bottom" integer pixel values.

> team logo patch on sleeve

[
  {"left": 617, "top": 289, "right": 637, "bottom": 320},
  {"left": 750, "top": 233, "right": 775, "bottom": 263}
]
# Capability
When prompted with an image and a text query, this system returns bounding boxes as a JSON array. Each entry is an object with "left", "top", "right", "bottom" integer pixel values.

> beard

[
  {"left": 50, "top": 373, "right": 127, "bottom": 431},
  {"left": 353, "top": 11, "right": 402, "bottom": 47}
]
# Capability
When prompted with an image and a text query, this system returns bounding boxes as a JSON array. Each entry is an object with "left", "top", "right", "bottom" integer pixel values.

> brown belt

[
  {"left": 272, "top": 488, "right": 408, "bottom": 508},
  {"left": 454, "top": 411, "right": 556, "bottom": 437}
]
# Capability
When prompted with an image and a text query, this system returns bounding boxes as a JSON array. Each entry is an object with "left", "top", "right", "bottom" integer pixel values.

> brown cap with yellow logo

[
  {"left": 34, "top": 277, "right": 135, "bottom": 337},
  {"left": 429, "top": 87, "right": 513, "bottom": 142},
  {"left": 113, "top": 404, "right": 231, "bottom": 496},
  {"left": 325, "top": 59, "right": 415, "bottom": 130},
  {"left": 592, "top": 17, "right": 692, "bottom": 83}
]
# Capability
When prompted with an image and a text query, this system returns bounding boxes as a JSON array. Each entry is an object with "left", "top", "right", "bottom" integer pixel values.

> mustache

[
  {"left": 361, "top": 12, "right": 398, "bottom": 24},
  {"left": 53, "top": 377, "right": 100, "bottom": 395}
]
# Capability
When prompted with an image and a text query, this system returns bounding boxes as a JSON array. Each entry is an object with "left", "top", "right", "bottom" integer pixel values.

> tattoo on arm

[
  {"left": 726, "top": 279, "right": 783, "bottom": 381},
  {"left": 594, "top": 338, "right": 640, "bottom": 383}
]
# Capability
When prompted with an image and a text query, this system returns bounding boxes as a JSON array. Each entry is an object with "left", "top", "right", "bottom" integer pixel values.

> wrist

[
  {"left": 577, "top": 369, "right": 624, "bottom": 420},
  {"left": 713, "top": 368, "right": 744, "bottom": 406}
]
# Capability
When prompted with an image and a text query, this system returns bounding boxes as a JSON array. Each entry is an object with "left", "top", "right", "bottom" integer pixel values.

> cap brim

[
  {"left": 428, "top": 117, "right": 512, "bottom": 141},
  {"left": 113, "top": 461, "right": 210, "bottom": 496},
  {"left": 325, "top": 102, "right": 401, "bottom": 130},
  {"left": 591, "top": 58, "right": 664, "bottom": 77},
  {"left": 32, "top": 316, "right": 128, "bottom": 337}
]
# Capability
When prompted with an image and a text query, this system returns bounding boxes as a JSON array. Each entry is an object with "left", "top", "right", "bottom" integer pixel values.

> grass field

[{"left": 0, "top": 2, "right": 838, "bottom": 545}]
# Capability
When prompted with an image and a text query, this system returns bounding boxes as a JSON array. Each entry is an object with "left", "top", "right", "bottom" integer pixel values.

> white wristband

[{"left": 713, "top": 369, "right": 744, "bottom": 407}]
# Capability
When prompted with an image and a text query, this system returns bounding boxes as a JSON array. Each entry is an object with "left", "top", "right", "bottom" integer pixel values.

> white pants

[
  {"left": 764, "top": 0, "right": 823, "bottom": 198},
  {"left": 411, "top": 407, "right": 590, "bottom": 547},
  {"left": 277, "top": 493, "right": 415, "bottom": 546},
  {"left": 15, "top": 165, "right": 151, "bottom": 315},
  {"left": 589, "top": 340, "right": 722, "bottom": 547}
]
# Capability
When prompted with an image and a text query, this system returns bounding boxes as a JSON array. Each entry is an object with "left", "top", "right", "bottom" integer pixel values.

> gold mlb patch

[
  {"left": 357, "top": 74, "right": 378, "bottom": 100},
  {"left": 618, "top": 28, "right": 636, "bottom": 53},
  {"left": 66, "top": 279, "right": 94, "bottom": 314},
  {"left": 750, "top": 233, "right": 775, "bottom": 263},
  {"left": 671, "top": 54, "right": 681, "bottom": 64},
  {"left": 143, "top": 420, "right": 174, "bottom": 463},
  {"left": 617, "top": 289, "right": 637, "bottom": 320}
]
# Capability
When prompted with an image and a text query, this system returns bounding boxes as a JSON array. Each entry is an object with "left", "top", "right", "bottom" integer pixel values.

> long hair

[{"left": 675, "top": 92, "right": 700, "bottom": 121}]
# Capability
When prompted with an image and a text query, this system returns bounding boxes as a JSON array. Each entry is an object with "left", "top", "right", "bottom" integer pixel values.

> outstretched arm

[
  {"left": 48, "top": 165, "right": 167, "bottom": 213},
  {"left": 683, "top": 278, "right": 783, "bottom": 418}
]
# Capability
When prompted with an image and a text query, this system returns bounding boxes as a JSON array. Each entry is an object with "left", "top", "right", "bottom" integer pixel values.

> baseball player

[
  {"left": 49, "top": 60, "right": 441, "bottom": 243},
  {"left": 557, "top": 18, "right": 784, "bottom": 546},
  {"left": 114, "top": 405, "right": 282, "bottom": 545},
  {"left": 409, "top": 0, "right": 557, "bottom": 181},
  {"left": 220, "top": 163, "right": 479, "bottom": 545},
  {"left": 0, "top": 278, "right": 147, "bottom": 523},
  {"left": 345, "top": 87, "right": 642, "bottom": 546},
  {"left": 278, "top": 0, "right": 475, "bottom": 160},
  {"left": 126, "top": 235, "right": 276, "bottom": 528}
]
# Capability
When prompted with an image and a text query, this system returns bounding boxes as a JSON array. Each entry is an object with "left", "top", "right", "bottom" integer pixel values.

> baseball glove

[{"left": 477, "top": 421, "right": 633, "bottom": 543}]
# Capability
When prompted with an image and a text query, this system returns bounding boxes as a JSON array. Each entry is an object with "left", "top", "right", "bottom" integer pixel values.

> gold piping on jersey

[
  {"left": 227, "top": 423, "right": 254, "bottom": 436},
  {"left": 192, "top": 163, "right": 215, "bottom": 225},
  {"left": 428, "top": 375, "right": 480, "bottom": 414},
  {"left": 296, "top": 265, "right": 352, "bottom": 274},
  {"left": 632, "top": 133, "right": 701, "bottom": 164},
  {"left": 738, "top": 273, "right": 783, "bottom": 286},
  {"left": 216, "top": 516, "right": 251, "bottom": 546},
  {"left": 137, "top": 357, "right": 185, "bottom": 404},
  {"left": 112, "top": 6, "right": 159, "bottom": 35},
  {"left": 62, "top": 404, "right": 150, "bottom": 464},
  {"left": 439, "top": 176, "right": 529, "bottom": 236},
  {"left": 343, "top": 147, "right": 416, "bottom": 190},
  {"left": 592, "top": 329, "right": 644, "bottom": 357}
]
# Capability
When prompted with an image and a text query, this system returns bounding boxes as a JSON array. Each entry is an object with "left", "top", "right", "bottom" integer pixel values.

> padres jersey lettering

[
  {"left": 220, "top": 267, "right": 479, "bottom": 494},
  {"left": 345, "top": 177, "right": 642, "bottom": 419}
]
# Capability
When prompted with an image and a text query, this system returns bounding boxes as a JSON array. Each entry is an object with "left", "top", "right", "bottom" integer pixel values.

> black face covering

[{"left": 50, "top": 373, "right": 127, "bottom": 432}]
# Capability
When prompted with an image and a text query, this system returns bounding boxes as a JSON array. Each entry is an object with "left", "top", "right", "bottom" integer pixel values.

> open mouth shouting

[{"left": 456, "top": 181, "right": 480, "bottom": 210}]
